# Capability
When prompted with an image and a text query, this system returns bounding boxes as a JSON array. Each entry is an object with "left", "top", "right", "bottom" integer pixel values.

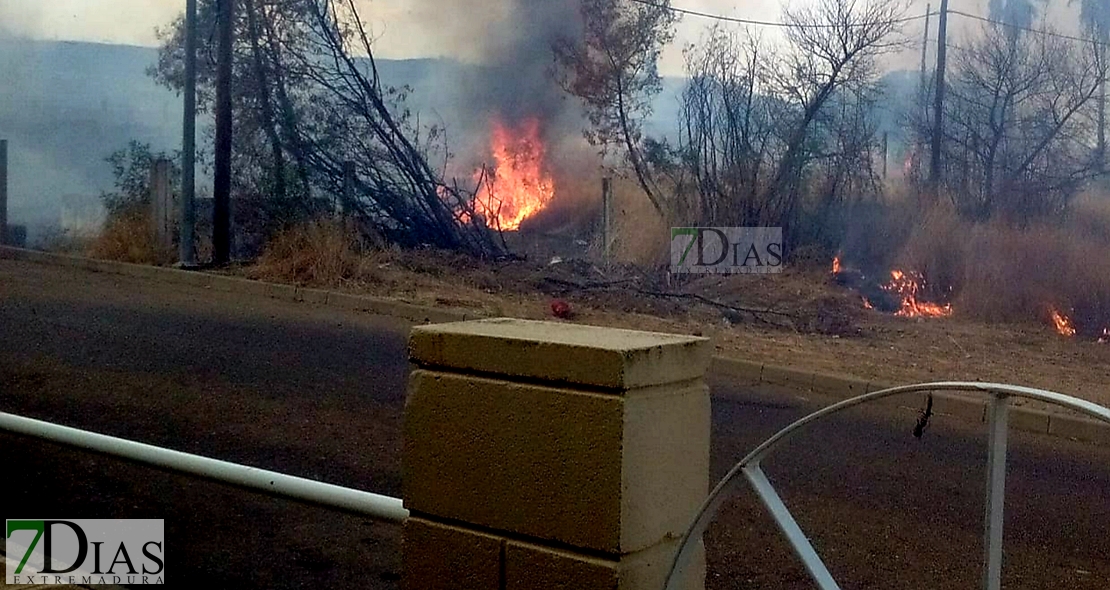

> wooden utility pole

[
  {"left": 180, "top": 0, "right": 198, "bottom": 266},
  {"left": 0, "top": 139, "right": 7, "bottom": 246},
  {"left": 213, "top": 0, "right": 235, "bottom": 264},
  {"left": 342, "top": 161, "right": 356, "bottom": 216},
  {"left": 920, "top": 3, "right": 931, "bottom": 97},
  {"left": 930, "top": 0, "right": 950, "bottom": 190},
  {"left": 882, "top": 132, "right": 889, "bottom": 180},
  {"left": 601, "top": 177, "right": 613, "bottom": 266},
  {"left": 1099, "top": 64, "right": 1106, "bottom": 175}
]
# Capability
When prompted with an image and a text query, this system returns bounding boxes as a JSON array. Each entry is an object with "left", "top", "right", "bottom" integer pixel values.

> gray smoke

[
  {"left": 987, "top": 0, "right": 1041, "bottom": 29},
  {"left": 1073, "top": 0, "right": 1110, "bottom": 39},
  {"left": 400, "top": 0, "right": 587, "bottom": 165}
]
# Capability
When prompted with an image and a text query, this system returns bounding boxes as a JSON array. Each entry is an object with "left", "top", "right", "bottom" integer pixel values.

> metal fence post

[{"left": 983, "top": 394, "right": 1009, "bottom": 590}]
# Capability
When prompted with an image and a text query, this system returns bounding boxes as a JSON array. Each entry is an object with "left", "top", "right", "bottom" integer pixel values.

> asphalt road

[{"left": 2, "top": 258, "right": 1109, "bottom": 590}]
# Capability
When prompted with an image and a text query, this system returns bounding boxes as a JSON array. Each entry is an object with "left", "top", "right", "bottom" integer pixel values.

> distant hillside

[
  {"left": 0, "top": 41, "right": 476, "bottom": 235},
  {"left": 0, "top": 38, "right": 913, "bottom": 240},
  {"left": 0, "top": 39, "right": 180, "bottom": 233}
]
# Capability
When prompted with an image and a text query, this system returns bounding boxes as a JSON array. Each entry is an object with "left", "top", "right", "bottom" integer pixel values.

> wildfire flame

[
  {"left": 470, "top": 118, "right": 555, "bottom": 231},
  {"left": 1099, "top": 328, "right": 1110, "bottom": 344},
  {"left": 1050, "top": 307, "right": 1078, "bottom": 337},
  {"left": 831, "top": 256, "right": 841, "bottom": 275},
  {"left": 883, "top": 269, "right": 954, "bottom": 318}
]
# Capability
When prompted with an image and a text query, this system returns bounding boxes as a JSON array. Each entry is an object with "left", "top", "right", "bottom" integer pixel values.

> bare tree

[
  {"left": 1071, "top": 0, "right": 1110, "bottom": 172},
  {"left": 553, "top": 0, "right": 678, "bottom": 217},
  {"left": 675, "top": 0, "right": 904, "bottom": 246},
  {"left": 766, "top": 0, "right": 906, "bottom": 203},
  {"left": 152, "top": 0, "right": 318, "bottom": 227},
  {"left": 288, "top": 0, "right": 501, "bottom": 255},
  {"left": 944, "top": 21, "right": 1107, "bottom": 221}
]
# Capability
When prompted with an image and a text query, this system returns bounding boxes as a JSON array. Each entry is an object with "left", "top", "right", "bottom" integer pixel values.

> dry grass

[
  {"left": 887, "top": 193, "right": 1110, "bottom": 335},
  {"left": 250, "top": 219, "right": 371, "bottom": 286},
  {"left": 895, "top": 200, "right": 971, "bottom": 301},
  {"left": 957, "top": 223, "right": 1110, "bottom": 334},
  {"left": 87, "top": 210, "right": 171, "bottom": 265},
  {"left": 602, "top": 178, "right": 671, "bottom": 267}
]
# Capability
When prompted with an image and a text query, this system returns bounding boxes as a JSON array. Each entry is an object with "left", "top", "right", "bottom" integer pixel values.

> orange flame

[
  {"left": 882, "top": 269, "right": 953, "bottom": 318},
  {"left": 471, "top": 118, "right": 555, "bottom": 231},
  {"left": 1050, "top": 307, "right": 1077, "bottom": 337},
  {"left": 831, "top": 256, "right": 841, "bottom": 274}
]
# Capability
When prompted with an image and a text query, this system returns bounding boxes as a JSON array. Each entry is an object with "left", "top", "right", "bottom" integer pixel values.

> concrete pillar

[
  {"left": 404, "top": 318, "right": 711, "bottom": 590},
  {"left": 149, "top": 158, "right": 174, "bottom": 252}
]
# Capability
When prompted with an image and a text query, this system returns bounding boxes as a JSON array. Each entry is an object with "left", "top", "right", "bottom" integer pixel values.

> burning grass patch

[{"left": 957, "top": 223, "right": 1110, "bottom": 338}]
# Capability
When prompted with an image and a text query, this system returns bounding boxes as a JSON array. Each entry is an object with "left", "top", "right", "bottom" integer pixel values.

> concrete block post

[
  {"left": 404, "top": 318, "right": 711, "bottom": 590},
  {"left": 149, "top": 158, "right": 174, "bottom": 251}
]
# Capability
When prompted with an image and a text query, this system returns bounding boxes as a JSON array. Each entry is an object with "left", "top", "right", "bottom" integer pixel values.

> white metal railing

[
  {"left": 663, "top": 382, "right": 1110, "bottom": 590},
  {"left": 0, "top": 411, "right": 408, "bottom": 523}
]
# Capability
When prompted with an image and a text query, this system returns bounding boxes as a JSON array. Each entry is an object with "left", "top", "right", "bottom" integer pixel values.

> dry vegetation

[
  {"left": 228, "top": 192, "right": 1110, "bottom": 411},
  {"left": 87, "top": 210, "right": 174, "bottom": 265},
  {"left": 891, "top": 195, "right": 1110, "bottom": 336},
  {"left": 252, "top": 219, "right": 369, "bottom": 285}
]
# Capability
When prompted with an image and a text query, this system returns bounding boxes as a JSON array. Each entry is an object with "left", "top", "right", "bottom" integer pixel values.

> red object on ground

[{"left": 550, "top": 299, "right": 573, "bottom": 319}]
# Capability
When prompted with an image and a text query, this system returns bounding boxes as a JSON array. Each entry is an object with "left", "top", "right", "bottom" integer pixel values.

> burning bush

[{"left": 895, "top": 201, "right": 970, "bottom": 303}]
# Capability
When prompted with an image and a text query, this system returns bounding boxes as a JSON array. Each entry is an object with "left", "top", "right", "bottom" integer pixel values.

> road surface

[{"left": 2, "top": 258, "right": 1109, "bottom": 589}]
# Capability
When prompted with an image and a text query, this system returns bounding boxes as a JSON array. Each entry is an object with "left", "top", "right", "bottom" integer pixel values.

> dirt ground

[{"left": 236, "top": 243, "right": 1110, "bottom": 412}]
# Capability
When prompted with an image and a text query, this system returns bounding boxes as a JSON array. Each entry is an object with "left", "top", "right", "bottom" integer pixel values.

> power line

[
  {"left": 948, "top": 9, "right": 1110, "bottom": 48},
  {"left": 630, "top": 0, "right": 1105, "bottom": 48},
  {"left": 625, "top": 0, "right": 935, "bottom": 29}
]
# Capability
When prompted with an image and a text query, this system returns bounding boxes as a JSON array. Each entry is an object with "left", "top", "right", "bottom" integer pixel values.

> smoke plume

[{"left": 400, "top": 0, "right": 587, "bottom": 159}]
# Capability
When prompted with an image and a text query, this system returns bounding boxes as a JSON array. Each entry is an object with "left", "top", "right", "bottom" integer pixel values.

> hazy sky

[{"left": 0, "top": 0, "right": 1082, "bottom": 74}]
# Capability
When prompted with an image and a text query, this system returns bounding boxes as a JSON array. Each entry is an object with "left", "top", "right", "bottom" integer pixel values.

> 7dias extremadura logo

[{"left": 6, "top": 519, "right": 164, "bottom": 585}]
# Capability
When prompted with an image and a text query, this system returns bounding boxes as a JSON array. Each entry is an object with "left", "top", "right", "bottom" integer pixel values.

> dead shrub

[
  {"left": 601, "top": 178, "right": 670, "bottom": 267},
  {"left": 1066, "top": 191, "right": 1110, "bottom": 245},
  {"left": 88, "top": 210, "right": 170, "bottom": 265},
  {"left": 835, "top": 193, "right": 918, "bottom": 273},
  {"left": 896, "top": 200, "right": 970, "bottom": 301},
  {"left": 251, "top": 219, "right": 367, "bottom": 286}
]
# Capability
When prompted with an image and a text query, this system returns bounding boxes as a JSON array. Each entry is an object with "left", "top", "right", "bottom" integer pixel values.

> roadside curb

[
  {"left": 4, "top": 246, "right": 1108, "bottom": 447},
  {"left": 0, "top": 246, "right": 477, "bottom": 326},
  {"left": 710, "top": 356, "right": 1110, "bottom": 446}
]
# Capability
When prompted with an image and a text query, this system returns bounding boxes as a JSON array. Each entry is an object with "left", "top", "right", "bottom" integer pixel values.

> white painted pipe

[{"left": 0, "top": 411, "right": 408, "bottom": 523}]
